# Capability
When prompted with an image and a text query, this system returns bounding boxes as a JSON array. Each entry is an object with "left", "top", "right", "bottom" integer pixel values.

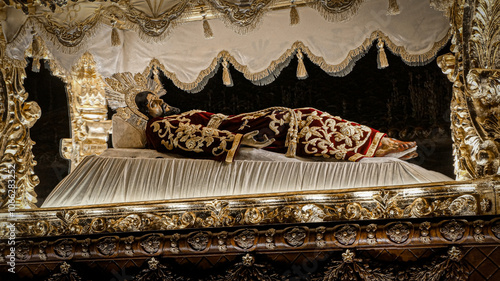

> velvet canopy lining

[
  {"left": 2, "top": 0, "right": 450, "bottom": 92},
  {"left": 41, "top": 148, "right": 453, "bottom": 207}
]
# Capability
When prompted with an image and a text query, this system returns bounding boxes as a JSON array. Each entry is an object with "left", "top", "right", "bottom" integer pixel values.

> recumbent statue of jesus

[{"left": 135, "top": 91, "right": 417, "bottom": 163}]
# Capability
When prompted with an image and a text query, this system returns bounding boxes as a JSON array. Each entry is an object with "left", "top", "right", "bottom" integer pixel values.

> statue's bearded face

[{"left": 146, "top": 93, "right": 180, "bottom": 117}]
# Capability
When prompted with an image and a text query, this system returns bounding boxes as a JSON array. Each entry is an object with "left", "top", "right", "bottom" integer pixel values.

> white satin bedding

[{"left": 41, "top": 148, "right": 453, "bottom": 207}]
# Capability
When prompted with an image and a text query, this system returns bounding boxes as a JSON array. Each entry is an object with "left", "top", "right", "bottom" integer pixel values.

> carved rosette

[
  {"left": 439, "top": 220, "right": 466, "bottom": 242},
  {"left": 333, "top": 225, "right": 358, "bottom": 246},
  {"left": 54, "top": 239, "right": 74, "bottom": 259},
  {"left": 284, "top": 227, "right": 307, "bottom": 247},
  {"left": 491, "top": 221, "right": 500, "bottom": 240},
  {"left": 234, "top": 229, "right": 257, "bottom": 250},
  {"left": 96, "top": 237, "right": 118, "bottom": 256},
  {"left": 15, "top": 240, "right": 32, "bottom": 261},
  {"left": 140, "top": 235, "right": 162, "bottom": 255},
  {"left": 386, "top": 222, "right": 411, "bottom": 244},
  {"left": 187, "top": 231, "right": 210, "bottom": 251}
]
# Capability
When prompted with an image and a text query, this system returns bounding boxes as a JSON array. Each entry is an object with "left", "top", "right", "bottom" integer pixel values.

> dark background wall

[{"left": 24, "top": 43, "right": 453, "bottom": 207}]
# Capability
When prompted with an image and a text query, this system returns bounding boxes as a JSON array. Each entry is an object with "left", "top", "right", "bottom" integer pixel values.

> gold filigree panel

[
  {"left": 438, "top": 0, "right": 500, "bottom": 180},
  {"left": 2, "top": 181, "right": 498, "bottom": 238},
  {"left": 0, "top": 30, "right": 40, "bottom": 209}
]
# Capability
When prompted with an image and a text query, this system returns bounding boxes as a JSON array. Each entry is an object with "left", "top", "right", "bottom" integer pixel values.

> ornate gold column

[
  {"left": 438, "top": 0, "right": 500, "bottom": 180},
  {"left": 0, "top": 30, "right": 41, "bottom": 209},
  {"left": 60, "top": 52, "right": 111, "bottom": 171}
]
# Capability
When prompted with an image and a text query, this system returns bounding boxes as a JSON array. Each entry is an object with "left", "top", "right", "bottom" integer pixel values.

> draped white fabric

[
  {"left": 42, "top": 148, "right": 452, "bottom": 207},
  {"left": 3, "top": 0, "right": 450, "bottom": 88}
]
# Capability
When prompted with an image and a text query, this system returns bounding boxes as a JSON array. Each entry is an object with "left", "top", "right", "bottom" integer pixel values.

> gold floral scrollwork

[
  {"left": 449, "top": 195, "right": 477, "bottom": 216},
  {"left": 284, "top": 227, "right": 307, "bottom": 247},
  {"left": 204, "top": 199, "right": 235, "bottom": 227},
  {"left": 244, "top": 207, "right": 264, "bottom": 224},
  {"left": 234, "top": 229, "right": 257, "bottom": 250}
]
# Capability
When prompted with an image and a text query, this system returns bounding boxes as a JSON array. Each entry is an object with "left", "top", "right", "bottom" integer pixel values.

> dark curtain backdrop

[{"left": 25, "top": 43, "right": 453, "bottom": 207}]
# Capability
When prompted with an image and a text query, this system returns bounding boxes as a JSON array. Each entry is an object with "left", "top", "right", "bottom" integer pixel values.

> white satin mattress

[{"left": 42, "top": 148, "right": 453, "bottom": 207}]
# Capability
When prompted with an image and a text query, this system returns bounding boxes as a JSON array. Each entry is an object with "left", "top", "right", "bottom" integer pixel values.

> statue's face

[{"left": 146, "top": 93, "right": 170, "bottom": 118}]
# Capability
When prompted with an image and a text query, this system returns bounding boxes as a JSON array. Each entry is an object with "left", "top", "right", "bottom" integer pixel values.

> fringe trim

[
  {"left": 31, "top": 16, "right": 104, "bottom": 54},
  {"left": 308, "top": 0, "right": 365, "bottom": 22},
  {"left": 387, "top": 0, "right": 400, "bottom": 15},
  {"left": 146, "top": 29, "right": 450, "bottom": 92}
]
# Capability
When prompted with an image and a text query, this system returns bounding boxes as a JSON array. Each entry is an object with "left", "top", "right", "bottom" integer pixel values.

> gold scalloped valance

[{"left": 1, "top": 0, "right": 451, "bottom": 92}]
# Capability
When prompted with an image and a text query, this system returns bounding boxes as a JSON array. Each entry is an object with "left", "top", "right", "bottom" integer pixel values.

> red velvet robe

[{"left": 146, "top": 107, "right": 385, "bottom": 162}]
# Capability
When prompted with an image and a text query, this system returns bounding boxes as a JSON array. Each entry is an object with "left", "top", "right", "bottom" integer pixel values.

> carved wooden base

[{"left": 2, "top": 215, "right": 500, "bottom": 280}]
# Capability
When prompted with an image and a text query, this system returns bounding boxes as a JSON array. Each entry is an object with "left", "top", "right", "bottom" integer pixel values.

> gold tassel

[
  {"left": 111, "top": 20, "right": 120, "bottom": 46},
  {"left": 203, "top": 18, "right": 214, "bottom": 39},
  {"left": 387, "top": 0, "right": 400, "bottom": 15},
  {"left": 222, "top": 59, "right": 233, "bottom": 87},
  {"left": 296, "top": 49, "right": 308, "bottom": 79},
  {"left": 290, "top": 2, "right": 299, "bottom": 25},
  {"left": 377, "top": 40, "right": 389, "bottom": 69}
]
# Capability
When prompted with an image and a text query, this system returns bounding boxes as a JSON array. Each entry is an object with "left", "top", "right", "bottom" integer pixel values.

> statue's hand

[{"left": 241, "top": 131, "right": 275, "bottom": 149}]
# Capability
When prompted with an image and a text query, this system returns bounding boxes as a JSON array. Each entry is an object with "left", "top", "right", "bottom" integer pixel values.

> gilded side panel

[
  {"left": 439, "top": 0, "right": 500, "bottom": 180},
  {"left": 0, "top": 30, "right": 41, "bottom": 209}
]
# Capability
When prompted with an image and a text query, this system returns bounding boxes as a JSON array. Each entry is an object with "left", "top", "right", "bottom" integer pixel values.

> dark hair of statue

[{"left": 135, "top": 91, "right": 152, "bottom": 117}]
